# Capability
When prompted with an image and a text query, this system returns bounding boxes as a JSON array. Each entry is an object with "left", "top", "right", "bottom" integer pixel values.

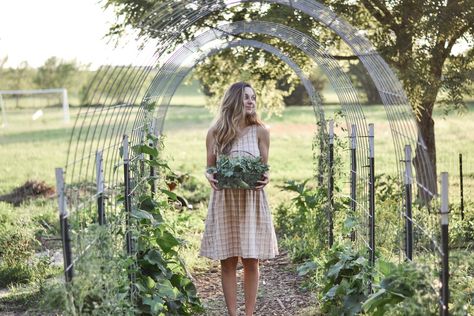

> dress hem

[{"left": 198, "top": 252, "right": 279, "bottom": 261}]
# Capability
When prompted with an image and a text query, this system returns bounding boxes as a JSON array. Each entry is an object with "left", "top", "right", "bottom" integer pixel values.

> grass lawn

[{"left": 1, "top": 100, "right": 473, "bottom": 205}]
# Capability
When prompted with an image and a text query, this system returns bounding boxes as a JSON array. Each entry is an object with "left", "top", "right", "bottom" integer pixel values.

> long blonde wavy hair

[{"left": 212, "top": 82, "right": 264, "bottom": 154}]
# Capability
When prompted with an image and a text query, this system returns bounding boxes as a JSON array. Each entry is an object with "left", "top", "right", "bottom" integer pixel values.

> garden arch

[
  {"left": 133, "top": 0, "right": 436, "bottom": 195},
  {"left": 144, "top": 38, "right": 324, "bottom": 134},
  {"left": 133, "top": 21, "right": 376, "bottom": 224},
  {"left": 66, "top": 0, "right": 435, "bottom": 212},
  {"left": 59, "top": 0, "right": 440, "bottom": 293}
]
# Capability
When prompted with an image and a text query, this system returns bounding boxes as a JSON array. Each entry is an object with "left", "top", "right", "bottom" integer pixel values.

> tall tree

[
  {"left": 357, "top": 0, "right": 474, "bottom": 198},
  {"left": 9, "top": 61, "right": 32, "bottom": 91},
  {"left": 34, "top": 57, "right": 79, "bottom": 89},
  {"left": 105, "top": 0, "right": 474, "bottom": 196}
]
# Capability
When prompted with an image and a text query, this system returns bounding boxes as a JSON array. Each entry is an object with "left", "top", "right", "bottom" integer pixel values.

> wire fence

[{"left": 51, "top": 1, "right": 471, "bottom": 315}]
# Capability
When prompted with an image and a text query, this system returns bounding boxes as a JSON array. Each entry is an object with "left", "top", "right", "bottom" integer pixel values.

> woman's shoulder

[
  {"left": 255, "top": 123, "right": 270, "bottom": 134},
  {"left": 255, "top": 123, "right": 270, "bottom": 141},
  {"left": 207, "top": 125, "right": 218, "bottom": 135},
  {"left": 206, "top": 125, "right": 218, "bottom": 144}
]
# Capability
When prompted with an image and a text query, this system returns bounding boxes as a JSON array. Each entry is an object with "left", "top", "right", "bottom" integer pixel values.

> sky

[
  {"left": 0, "top": 0, "right": 144, "bottom": 68},
  {"left": 0, "top": 0, "right": 470, "bottom": 69}
]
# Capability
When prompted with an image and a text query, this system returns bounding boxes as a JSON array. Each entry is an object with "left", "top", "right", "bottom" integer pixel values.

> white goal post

[{"left": 0, "top": 88, "right": 70, "bottom": 127}]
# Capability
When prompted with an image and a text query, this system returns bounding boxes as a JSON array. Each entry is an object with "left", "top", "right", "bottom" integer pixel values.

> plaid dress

[{"left": 199, "top": 124, "right": 279, "bottom": 260}]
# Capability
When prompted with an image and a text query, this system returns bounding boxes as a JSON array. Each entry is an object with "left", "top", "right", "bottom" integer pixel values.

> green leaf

[
  {"left": 146, "top": 133, "right": 159, "bottom": 143},
  {"left": 344, "top": 217, "right": 357, "bottom": 230},
  {"left": 297, "top": 260, "right": 318, "bottom": 276},
  {"left": 343, "top": 294, "right": 364, "bottom": 315},
  {"left": 139, "top": 196, "right": 157, "bottom": 211},
  {"left": 135, "top": 282, "right": 147, "bottom": 293},
  {"left": 354, "top": 256, "right": 367, "bottom": 266},
  {"left": 144, "top": 249, "right": 165, "bottom": 266},
  {"left": 327, "top": 261, "right": 344, "bottom": 280},
  {"left": 131, "top": 209, "right": 154, "bottom": 221},
  {"left": 377, "top": 260, "right": 397, "bottom": 276},
  {"left": 145, "top": 276, "right": 156, "bottom": 289},
  {"left": 362, "top": 289, "right": 396, "bottom": 315},
  {"left": 147, "top": 159, "right": 171, "bottom": 170},
  {"left": 160, "top": 189, "right": 177, "bottom": 201},
  {"left": 132, "top": 144, "right": 159, "bottom": 157},
  {"left": 143, "top": 295, "right": 164, "bottom": 314},
  {"left": 157, "top": 230, "right": 181, "bottom": 252},
  {"left": 324, "top": 285, "right": 339, "bottom": 300},
  {"left": 157, "top": 279, "right": 178, "bottom": 299}
]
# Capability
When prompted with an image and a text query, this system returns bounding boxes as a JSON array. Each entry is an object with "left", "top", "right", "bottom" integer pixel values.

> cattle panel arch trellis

[
  {"left": 144, "top": 38, "right": 323, "bottom": 133},
  {"left": 145, "top": 37, "right": 325, "bottom": 132},
  {"left": 55, "top": 0, "right": 448, "bottom": 313},
  {"left": 134, "top": 0, "right": 436, "bottom": 198},
  {"left": 66, "top": 0, "right": 436, "bottom": 202},
  {"left": 131, "top": 21, "right": 374, "bottom": 250},
  {"left": 135, "top": 20, "right": 370, "bottom": 170}
]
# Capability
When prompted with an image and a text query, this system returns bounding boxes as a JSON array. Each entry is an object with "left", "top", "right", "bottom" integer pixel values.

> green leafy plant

[
  {"left": 208, "top": 154, "right": 269, "bottom": 189},
  {"left": 363, "top": 260, "right": 437, "bottom": 315},
  {"left": 56, "top": 134, "right": 203, "bottom": 315},
  {"left": 0, "top": 220, "right": 55, "bottom": 288},
  {"left": 131, "top": 194, "right": 203, "bottom": 315},
  {"left": 38, "top": 218, "right": 133, "bottom": 315},
  {"left": 449, "top": 201, "right": 474, "bottom": 248},
  {"left": 130, "top": 136, "right": 204, "bottom": 315},
  {"left": 319, "top": 245, "right": 373, "bottom": 315},
  {"left": 275, "top": 179, "right": 328, "bottom": 262}
]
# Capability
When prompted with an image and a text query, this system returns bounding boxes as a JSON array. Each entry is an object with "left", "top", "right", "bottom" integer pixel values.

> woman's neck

[{"left": 238, "top": 121, "right": 247, "bottom": 130}]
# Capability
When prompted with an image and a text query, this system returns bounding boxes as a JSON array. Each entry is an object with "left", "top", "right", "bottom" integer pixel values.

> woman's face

[{"left": 243, "top": 86, "right": 256, "bottom": 115}]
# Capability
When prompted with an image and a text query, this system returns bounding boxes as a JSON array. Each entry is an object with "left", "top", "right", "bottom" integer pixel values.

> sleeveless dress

[{"left": 199, "top": 124, "right": 279, "bottom": 260}]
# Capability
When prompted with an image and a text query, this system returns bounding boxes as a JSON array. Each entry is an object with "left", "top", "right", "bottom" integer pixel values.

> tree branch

[
  {"left": 329, "top": 55, "right": 359, "bottom": 61},
  {"left": 360, "top": 0, "right": 396, "bottom": 30},
  {"left": 370, "top": 0, "right": 394, "bottom": 21},
  {"left": 445, "top": 24, "right": 471, "bottom": 58}
]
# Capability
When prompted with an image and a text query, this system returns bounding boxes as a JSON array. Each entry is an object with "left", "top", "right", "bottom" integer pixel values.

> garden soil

[{"left": 194, "top": 250, "right": 318, "bottom": 315}]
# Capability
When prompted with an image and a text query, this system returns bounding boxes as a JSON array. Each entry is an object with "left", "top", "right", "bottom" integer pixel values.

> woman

[{"left": 199, "top": 82, "right": 279, "bottom": 316}]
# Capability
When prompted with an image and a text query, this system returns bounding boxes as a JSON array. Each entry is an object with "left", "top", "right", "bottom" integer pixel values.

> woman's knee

[
  {"left": 241, "top": 258, "right": 259, "bottom": 273},
  {"left": 221, "top": 256, "right": 238, "bottom": 273}
]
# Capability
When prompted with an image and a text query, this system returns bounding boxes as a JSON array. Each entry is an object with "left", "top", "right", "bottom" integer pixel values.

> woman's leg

[
  {"left": 220, "top": 256, "right": 239, "bottom": 316},
  {"left": 241, "top": 258, "right": 259, "bottom": 316}
]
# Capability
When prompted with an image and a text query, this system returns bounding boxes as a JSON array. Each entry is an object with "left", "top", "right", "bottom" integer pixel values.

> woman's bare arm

[
  {"left": 257, "top": 125, "right": 270, "bottom": 164},
  {"left": 205, "top": 127, "right": 219, "bottom": 190},
  {"left": 255, "top": 125, "right": 270, "bottom": 189},
  {"left": 206, "top": 127, "right": 217, "bottom": 167}
]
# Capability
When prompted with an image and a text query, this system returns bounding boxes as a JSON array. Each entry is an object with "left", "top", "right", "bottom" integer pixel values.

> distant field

[{"left": 1, "top": 92, "right": 473, "bottom": 208}]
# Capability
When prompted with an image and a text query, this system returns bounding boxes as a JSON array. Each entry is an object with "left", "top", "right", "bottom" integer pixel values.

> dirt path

[{"left": 194, "top": 251, "right": 318, "bottom": 316}]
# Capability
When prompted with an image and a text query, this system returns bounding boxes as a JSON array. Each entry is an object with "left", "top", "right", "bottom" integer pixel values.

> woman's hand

[
  {"left": 255, "top": 172, "right": 269, "bottom": 190},
  {"left": 205, "top": 171, "right": 220, "bottom": 191}
]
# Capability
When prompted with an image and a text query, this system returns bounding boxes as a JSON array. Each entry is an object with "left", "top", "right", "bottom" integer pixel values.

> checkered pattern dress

[{"left": 199, "top": 124, "right": 279, "bottom": 260}]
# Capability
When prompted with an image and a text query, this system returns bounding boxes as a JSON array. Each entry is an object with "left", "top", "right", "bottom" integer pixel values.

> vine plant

[{"left": 128, "top": 133, "right": 203, "bottom": 315}]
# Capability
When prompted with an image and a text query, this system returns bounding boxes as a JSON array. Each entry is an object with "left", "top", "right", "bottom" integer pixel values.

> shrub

[
  {"left": 449, "top": 201, "right": 474, "bottom": 248},
  {"left": 0, "top": 220, "right": 55, "bottom": 288},
  {"left": 318, "top": 245, "right": 373, "bottom": 315},
  {"left": 275, "top": 180, "right": 328, "bottom": 262},
  {"left": 363, "top": 260, "right": 437, "bottom": 315}
]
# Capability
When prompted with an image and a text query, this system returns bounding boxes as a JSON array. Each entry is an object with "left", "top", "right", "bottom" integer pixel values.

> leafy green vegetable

[{"left": 209, "top": 154, "right": 269, "bottom": 189}]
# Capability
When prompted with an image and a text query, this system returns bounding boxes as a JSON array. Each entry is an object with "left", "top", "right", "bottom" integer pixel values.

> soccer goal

[{"left": 0, "top": 88, "right": 70, "bottom": 127}]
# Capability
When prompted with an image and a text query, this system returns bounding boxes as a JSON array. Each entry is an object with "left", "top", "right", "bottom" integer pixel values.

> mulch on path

[{"left": 194, "top": 251, "right": 318, "bottom": 316}]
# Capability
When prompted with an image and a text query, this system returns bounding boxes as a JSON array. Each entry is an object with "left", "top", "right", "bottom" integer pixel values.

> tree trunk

[
  {"left": 413, "top": 101, "right": 438, "bottom": 204},
  {"left": 350, "top": 62, "right": 380, "bottom": 104}
]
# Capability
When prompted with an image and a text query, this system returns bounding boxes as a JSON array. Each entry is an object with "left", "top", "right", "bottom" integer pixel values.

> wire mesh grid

[{"left": 56, "top": 0, "right": 451, "bottom": 312}]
